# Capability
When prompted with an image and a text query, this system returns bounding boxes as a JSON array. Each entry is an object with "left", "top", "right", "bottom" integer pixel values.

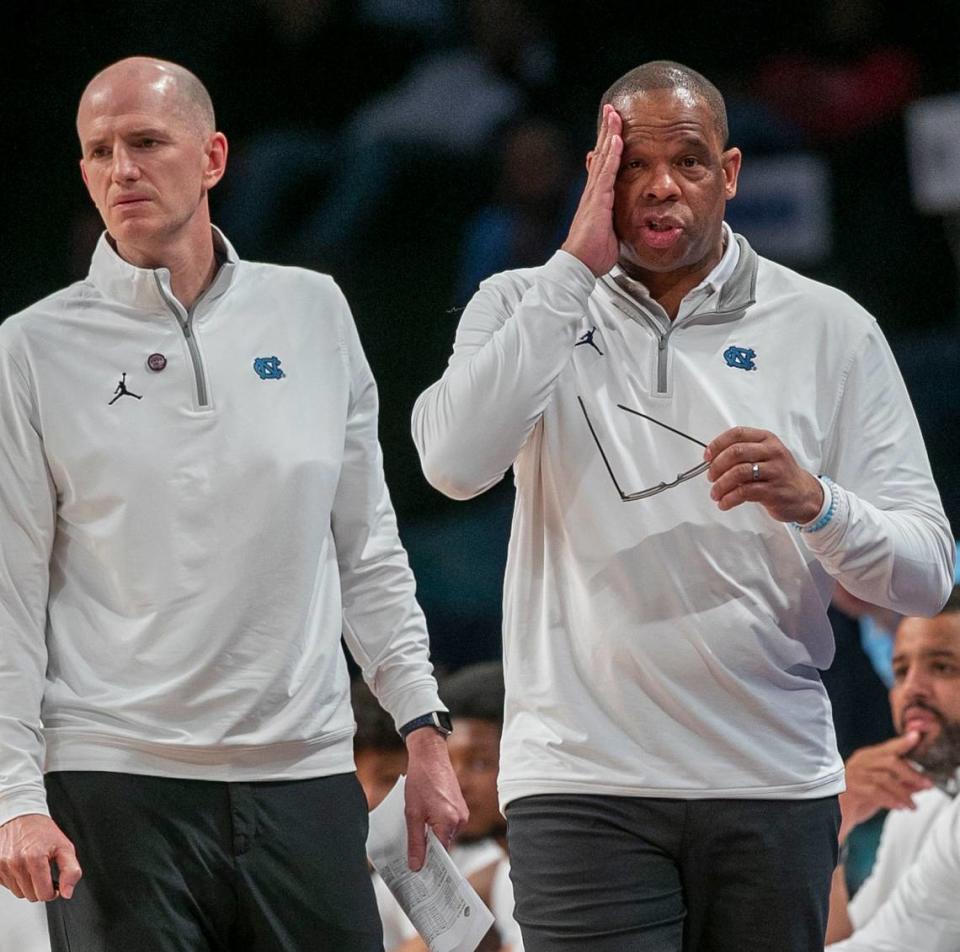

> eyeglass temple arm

[
  {"left": 577, "top": 396, "right": 630, "bottom": 501},
  {"left": 616, "top": 404, "right": 708, "bottom": 448}
]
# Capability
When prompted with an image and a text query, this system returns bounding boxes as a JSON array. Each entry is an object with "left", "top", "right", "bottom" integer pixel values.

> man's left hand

[
  {"left": 403, "top": 728, "right": 468, "bottom": 871},
  {"left": 704, "top": 426, "right": 824, "bottom": 524}
]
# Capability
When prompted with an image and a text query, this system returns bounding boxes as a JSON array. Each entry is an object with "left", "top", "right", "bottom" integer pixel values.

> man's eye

[
  {"left": 90, "top": 147, "right": 110, "bottom": 159},
  {"left": 679, "top": 156, "right": 699, "bottom": 168},
  {"left": 138, "top": 139, "right": 159, "bottom": 148}
]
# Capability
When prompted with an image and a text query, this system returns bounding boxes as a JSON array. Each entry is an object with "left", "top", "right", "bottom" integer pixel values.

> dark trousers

[
  {"left": 506, "top": 794, "right": 840, "bottom": 952},
  {"left": 44, "top": 771, "right": 383, "bottom": 952}
]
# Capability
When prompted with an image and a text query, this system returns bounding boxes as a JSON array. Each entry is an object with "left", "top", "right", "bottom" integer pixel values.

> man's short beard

[{"left": 911, "top": 718, "right": 960, "bottom": 786}]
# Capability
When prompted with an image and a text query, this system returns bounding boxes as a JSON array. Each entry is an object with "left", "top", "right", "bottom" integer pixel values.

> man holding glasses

[{"left": 412, "top": 61, "right": 954, "bottom": 952}]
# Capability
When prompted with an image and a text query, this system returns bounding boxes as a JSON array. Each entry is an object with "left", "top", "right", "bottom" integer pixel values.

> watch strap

[{"left": 398, "top": 711, "right": 453, "bottom": 739}]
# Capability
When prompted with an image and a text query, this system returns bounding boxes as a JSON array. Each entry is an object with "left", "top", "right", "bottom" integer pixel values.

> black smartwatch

[{"left": 398, "top": 711, "right": 453, "bottom": 740}]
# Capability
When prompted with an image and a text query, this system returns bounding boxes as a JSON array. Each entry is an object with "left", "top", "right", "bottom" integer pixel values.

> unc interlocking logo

[
  {"left": 723, "top": 345, "right": 757, "bottom": 371},
  {"left": 253, "top": 356, "right": 286, "bottom": 380}
]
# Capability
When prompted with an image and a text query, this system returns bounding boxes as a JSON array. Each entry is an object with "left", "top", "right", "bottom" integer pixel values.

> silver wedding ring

[{"left": 752, "top": 463, "right": 761, "bottom": 481}]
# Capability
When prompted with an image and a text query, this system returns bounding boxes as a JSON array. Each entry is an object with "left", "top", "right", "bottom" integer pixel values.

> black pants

[
  {"left": 506, "top": 794, "right": 840, "bottom": 952},
  {"left": 44, "top": 771, "right": 383, "bottom": 952}
]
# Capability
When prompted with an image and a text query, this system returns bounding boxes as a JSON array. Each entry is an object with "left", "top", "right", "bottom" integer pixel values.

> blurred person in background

[
  {"left": 826, "top": 587, "right": 960, "bottom": 951},
  {"left": 352, "top": 679, "right": 409, "bottom": 812},
  {"left": 456, "top": 117, "right": 580, "bottom": 304},
  {"left": 381, "top": 662, "right": 521, "bottom": 951},
  {"left": 219, "top": 0, "right": 554, "bottom": 270},
  {"left": 443, "top": 662, "right": 521, "bottom": 951}
]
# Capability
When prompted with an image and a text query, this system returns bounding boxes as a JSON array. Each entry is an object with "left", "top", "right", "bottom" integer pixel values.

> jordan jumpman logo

[
  {"left": 108, "top": 373, "right": 142, "bottom": 405},
  {"left": 575, "top": 327, "right": 604, "bottom": 356}
]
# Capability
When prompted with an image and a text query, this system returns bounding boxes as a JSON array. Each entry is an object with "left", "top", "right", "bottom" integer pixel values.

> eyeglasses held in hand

[{"left": 577, "top": 396, "right": 711, "bottom": 500}]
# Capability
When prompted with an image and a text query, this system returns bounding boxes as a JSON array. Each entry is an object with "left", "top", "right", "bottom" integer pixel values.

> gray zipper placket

[
  {"left": 603, "top": 279, "right": 674, "bottom": 394},
  {"left": 603, "top": 277, "right": 746, "bottom": 394},
  {"left": 153, "top": 273, "right": 213, "bottom": 408}
]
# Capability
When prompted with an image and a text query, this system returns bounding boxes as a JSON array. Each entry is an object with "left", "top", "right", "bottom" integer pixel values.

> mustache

[{"left": 900, "top": 699, "right": 944, "bottom": 731}]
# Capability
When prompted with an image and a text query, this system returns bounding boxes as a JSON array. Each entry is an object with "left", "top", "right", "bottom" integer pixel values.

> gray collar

[{"left": 601, "top": 233, "right": 758, "bottom": 326}]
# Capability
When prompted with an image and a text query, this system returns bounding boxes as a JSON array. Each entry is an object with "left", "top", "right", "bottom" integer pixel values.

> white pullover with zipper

[
  {"left": 413, "top": 228, "right": 954, "bottom": 809},
  {"left": 0, "top": 230, "right": 442, "bottom": 826}
]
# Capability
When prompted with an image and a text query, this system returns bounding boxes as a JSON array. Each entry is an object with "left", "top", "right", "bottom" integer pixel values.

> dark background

[{"left": 2, "top": 0, "right": 958, "bottom": 670}]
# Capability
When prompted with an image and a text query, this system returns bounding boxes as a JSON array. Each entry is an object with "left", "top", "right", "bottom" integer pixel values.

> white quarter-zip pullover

[
  {"left": 0, "top": 231, "right": 442, "bottom": 826},
  {"left": 413, "top": 232, "right": 954, "bottom": 808}
]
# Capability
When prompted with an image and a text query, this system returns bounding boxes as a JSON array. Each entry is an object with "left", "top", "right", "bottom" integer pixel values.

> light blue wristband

[{"left": 797, "top": 476, "right": 837, "bottom": 533}]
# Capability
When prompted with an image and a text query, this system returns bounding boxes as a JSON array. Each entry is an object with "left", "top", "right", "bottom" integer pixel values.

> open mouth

[{"left": 640, "top": 218, "right": 683, "bottom": 248}]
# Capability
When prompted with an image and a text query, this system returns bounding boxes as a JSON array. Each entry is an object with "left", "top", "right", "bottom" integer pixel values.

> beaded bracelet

[{"left": 798, "top": 476, "right": 837, "bottom": 533}]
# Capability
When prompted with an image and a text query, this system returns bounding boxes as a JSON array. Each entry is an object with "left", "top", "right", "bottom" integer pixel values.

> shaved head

[
  {"left": 77, "top": 57, "right": 215, "bottom": 143},
  {"left": 75, "top": 55, "right": 227, "bottom": 275},
  {"left": 599, "top": 60, "right": 728, "bottom": 147}
]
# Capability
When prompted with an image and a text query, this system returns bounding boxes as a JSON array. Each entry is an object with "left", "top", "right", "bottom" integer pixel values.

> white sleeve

[
  {"left": 412, "top": 250, "right": 596, "bottom": 500},
  {"left": 329, "top": 294, "right": 442, "bottom": 729},
  {"left": 801, "top": 323, "right": 954, "bottom": 617},
  {"left": 491, "top": 858, "right": 524, "bottom": 951},
  {"left": 826, "top": 801, "right": 960, "bottom": 952},
  {"left": 0, "top": 343, "right": 56, "bottom": 826},
  {"left": 847, "top": 812, "right": 901, "bottom": 930}
]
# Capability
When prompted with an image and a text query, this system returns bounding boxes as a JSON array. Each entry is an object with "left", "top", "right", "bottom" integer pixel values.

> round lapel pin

[{"left": 147, "top": 353, "right": 167, "bottom": 372}]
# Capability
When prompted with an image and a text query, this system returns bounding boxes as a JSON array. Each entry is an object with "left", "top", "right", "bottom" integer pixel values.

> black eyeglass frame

[{"left": 577, "top": 396, "right": 711, "bottom": 500}]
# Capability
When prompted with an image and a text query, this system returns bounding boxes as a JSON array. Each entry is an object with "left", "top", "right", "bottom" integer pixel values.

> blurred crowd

[
  {"left": 4, "top": 0, "right": 957, "bottom": 663},
  {"left": 3, "top": 0, "right": 959, "bottom": 754},
  {"left": 1, "top": 2, "right": 958, "bottom": 945}
]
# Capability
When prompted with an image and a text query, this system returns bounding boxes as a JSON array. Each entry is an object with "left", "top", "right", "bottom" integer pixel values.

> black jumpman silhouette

[
  {"left": 108, "top": 373, "right": 142, "bottom": 405},
  {"left": 575, "top": 327, "right": 604, "bottom": 355}
]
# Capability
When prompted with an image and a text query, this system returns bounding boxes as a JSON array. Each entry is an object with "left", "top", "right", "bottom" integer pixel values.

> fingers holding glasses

[{"left": 704, "top": 426, "right": 824, "bottom": 523}]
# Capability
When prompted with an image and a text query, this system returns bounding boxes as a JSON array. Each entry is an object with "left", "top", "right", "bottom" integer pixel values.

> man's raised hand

[
  {"left": 839, "top": 732, "right": 933, "bottom": 841},
  {"left": 561, "top": 103, "right": 622, "bottom": 277}
]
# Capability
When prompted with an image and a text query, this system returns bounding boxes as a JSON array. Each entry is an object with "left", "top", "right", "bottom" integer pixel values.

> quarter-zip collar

[
  {"left": 601, "top": 225, "right": 758, "bottom": 328},
  {"left": 936, "top": 767, "right": 960, "bottom": 799},
  {"left": 87, "top": 226, "right": 239, "bottom": 318}
]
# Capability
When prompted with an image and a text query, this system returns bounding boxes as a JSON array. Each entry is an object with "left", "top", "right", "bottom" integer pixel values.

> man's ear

[
  {"left": 203, "top": 132, "right": 229, "bottom": 190},
  {"left": 78, "top": 158, "right": 99, "bottom": 212},
  {"left": 722, "top": 147, "right": 742, "bottom": 200}
]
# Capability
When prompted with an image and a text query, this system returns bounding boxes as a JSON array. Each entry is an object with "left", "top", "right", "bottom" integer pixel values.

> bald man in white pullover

[{"left": 0, "top": 57, "right": 465, "bottom": 952}]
